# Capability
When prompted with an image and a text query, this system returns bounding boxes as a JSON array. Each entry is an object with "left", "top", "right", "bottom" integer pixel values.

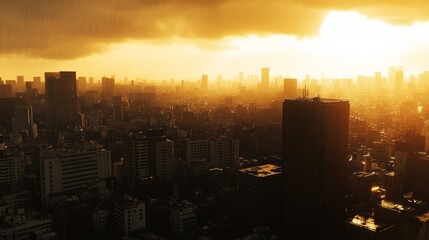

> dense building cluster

[{"left": 0, "top": 67, "right": 429, "bottom": 239}]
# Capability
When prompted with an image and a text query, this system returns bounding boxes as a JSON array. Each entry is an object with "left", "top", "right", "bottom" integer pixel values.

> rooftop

[
  {"left": 349, "top": 215, "right": 392, "bottom": 232},
  {"left": 239, "top": 164, "right": 282, "bottom": 177},
  {"left": 380, "top": 200, "right": 413, "bottom": 213},
  {"left": 416, "top": 212, "right": 429, "bottom": 223},
  {"left": 285, "top": 97, "right": 348, "bottom": 104}
]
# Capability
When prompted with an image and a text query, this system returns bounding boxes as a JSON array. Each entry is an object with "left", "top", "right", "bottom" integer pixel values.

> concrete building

[
  {"left": 113, "top": 195, "right": 145, "bottom": 236},
  {"left": 39, "top": 143, "right": 112, "bottom": 206},
  {"left": 170, "top": 200, "right": 197, "bottom": 236}
]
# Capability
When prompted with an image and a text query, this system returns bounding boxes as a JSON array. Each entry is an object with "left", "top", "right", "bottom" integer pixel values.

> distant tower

[
  {"left": 201, "top": 75, "right": 208, "bottom": 90},
  {"left": 101, "top": 77, "right": 115, "bottom": 104},
  {"left": 16, "top": 75, "right": 25, "bottom": 93},
  {"left": 45, "top": 71, "right": 77, "bottom": 127},
  {"left": 113, "top": 96, "right": 124, "bottom": 123},
  {"left": 261, "top": 67, "right": 270, "bottom": 90},
  {"left": 388, "top": 66, "right": 403, "bottom": 91},
  {"left": 283, "top": 78, "right": 297, "bottom": 99},
  {"left": 282, "top": 98, "right": 350, "bottom": 239}
]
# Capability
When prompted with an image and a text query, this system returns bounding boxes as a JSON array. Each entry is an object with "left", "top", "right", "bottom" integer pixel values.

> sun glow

[{"left": 4, "top": 11, "right": 429, "bottom": 79}]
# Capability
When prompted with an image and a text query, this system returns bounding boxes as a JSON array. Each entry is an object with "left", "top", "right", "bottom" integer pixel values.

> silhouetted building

[
  {"left": 112, "top": 96, "right": 123, "bottom": 123},
  {"left": 52, "top": 199, "right": 93, "bottom": 240},
  {"left": 375, "top": 200, "right": 415, "bottom": 240},
  {"left": 283, "top": 78, "right": 297, "bottom": 99},
  {"left": 261, "top": 67, "right": 269, "bottom": 90},
  {"left": 282, "top": 98, "right": 350, "bottom": 239},
  {"left": 125, "top": 133, "right": 150, "bottom": 192},
  {"left": 0, "top": 84, "right": 13, "bottom": 98},
  {"left": 45, "top": 71, "right": 77, "bottom": 127},
  {"left": 101, "top": 77, "right": 115, "bottom": 104},
  {"left": 170, "top": 200, "right": 196, "bottom": 237},
  {"left": 201, "top": 75, "right": 208, "bottom": 90},
  {"left": 238, "top": 164, "right": 281, "bottom": 228}
]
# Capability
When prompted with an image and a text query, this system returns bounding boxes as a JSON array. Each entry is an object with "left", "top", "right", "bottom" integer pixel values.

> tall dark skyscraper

[
  {"left": 101, "top": 77, "right": 115, "bottom": 103},
  {"left": 282, "top": 98, "right": 350, "bottom": 239},
  {"left": 45, "top": 71, "right": 77, "bottom": 127}
]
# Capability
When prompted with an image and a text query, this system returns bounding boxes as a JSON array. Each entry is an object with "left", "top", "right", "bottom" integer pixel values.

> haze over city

[{"left": 2, "top": 1, "right": 429, "bottom": 240}]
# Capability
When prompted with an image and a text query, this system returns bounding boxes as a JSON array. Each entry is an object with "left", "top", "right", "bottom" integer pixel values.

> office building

[
  {"left": 0, "top": 85, "right": 13, "bottom": 99},
  {"left": 125, "top": 133, "right": 150, "bottom": 192},
  {"left": 0, "top": 151, "right": 24, "bottom": 185},
  {"left": 113, "top": 195, "right": 145, "bottom": 236},
  {"left": 101, "top": 77, "right": 115, "bottom": 103},
  {"left": 201, "top": 75, "right": 208, "bottom": 90},
  {"left": 261, "top": 67, "right": 269, "bottom": 90},
  {"left": 208, "top": 137, "right": 239, "bottom": 169},
  {"left": 170, "top": 200, "right": 197, "bottom": 236},
  {"left": 283, "top": 78, "right": 297, "bottom": 99},
  {"left": 238, "top": 164, "right": 282, "bottom": 228},
  {"left": 112, "top": 96, "right": 123, "bottom": 123},
  {"left": 32, "top": 76, "right": 42, "bottom": 91},
  {"left": 11, "top": 105, "right": 33, "bottom": 132},
  {"left": 45, "top": 71, "right": 77, "bottom": 127},
  {"left": 0, "top": 215, "right": 55, "bottom": 240},
  {"left": 39, "top": 143, "right": 112, "bottom": 206},
  {"left": 16, "top": 76, "right": 24, "bottom": 93},
  {"left": 282, "top": 97, "right": 350, "bottom": 239}
]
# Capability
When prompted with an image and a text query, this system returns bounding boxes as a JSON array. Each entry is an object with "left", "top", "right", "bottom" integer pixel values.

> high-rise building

[
  {"left": 170, "top": 200, "right": 197, "bottom": 237},
  {"left": 12, "top": 105, "right": 33, "bottom": 132},
  {"left": 0, "top": 150, "right": 23, "bottom": 185},
  {"left": 201, "top": 75, "right": 208, "bottom": 90},
  {"left": 113, "top": 96, "right": 124, "bottom": 123},
  {"left": 16, "top": 76, "right": 24, "bottom": 93},
  {"left": 209, "top": 137, "right": 239, "bottom": 169},
  {"left": 113, "top": 195, "right": 145, "bottom": 237},
  {"left": 125, "top": 133, "right": 150, "bottom": 192},
  {"left": 39, "top": 143, "right": 112, "bottom": 206},
  {"left": 261, "top": 67, "right": 269, "bottom": 90},
  {"left": 45, "top": 71, "right": 77, "bottom": 127},
  {"left": 32, "top": 76, "right": 42, "bottom": 91},
  {"left": 101, "top": 77, "right": 115, "bottom": 103},
  {"left": 0, "top": 84, "right": 13, "bottom": 98},
  {"left": 282, "top": 97, "right": 350, "bottom": 239},
  {"left": 283, "top": 78, "right": 297, "bottom": 99},
  {"left": 77, "top": 77, "right": 87, "bottom": 95},
  {"left": 154, "top": 139, "right": 174, "bottom": 182},
  {"left": 238, "top": 164, "right": 282, "bottom": 228},
  {"left": 388, "top": 66, "right": 403, "bottom": 90}
]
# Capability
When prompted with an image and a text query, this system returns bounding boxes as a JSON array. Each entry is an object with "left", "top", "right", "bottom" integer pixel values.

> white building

[
  {"left": 113, "top": 195, "right": 145, "bottom": 236},
  {"left": 39, "top": 143, "right": 112, "bottom": 206}
]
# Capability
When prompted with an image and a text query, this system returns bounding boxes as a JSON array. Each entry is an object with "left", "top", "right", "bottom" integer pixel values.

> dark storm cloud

[{"left": 0, "top": 0, "right": 427, "bottom": 59}]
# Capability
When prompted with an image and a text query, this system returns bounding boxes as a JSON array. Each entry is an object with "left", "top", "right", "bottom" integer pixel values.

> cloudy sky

[{"left": 1, "top": 0, "right": 429, "bottom": 80}]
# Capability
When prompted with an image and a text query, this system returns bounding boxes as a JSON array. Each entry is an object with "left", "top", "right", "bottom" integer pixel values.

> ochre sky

[{"left": 1, "top": 0, "right": 429, "bottom": 80}]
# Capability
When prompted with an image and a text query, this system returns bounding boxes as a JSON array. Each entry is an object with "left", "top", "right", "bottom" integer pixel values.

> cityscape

[{"left": 2, "top": 1, "right": 429, "bottom": 240}]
